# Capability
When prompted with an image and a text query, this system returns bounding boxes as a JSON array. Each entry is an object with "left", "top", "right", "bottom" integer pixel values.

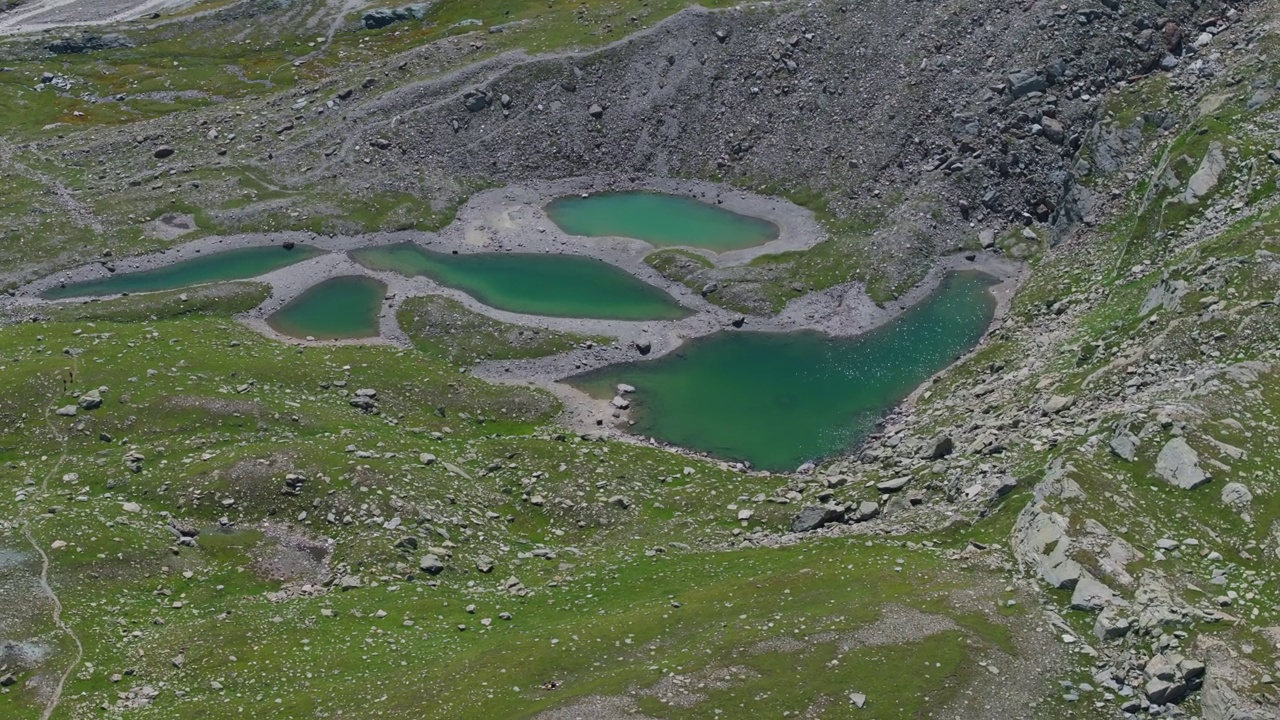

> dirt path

[{"left": 17, "top": 380, "right": 83, "bottom": 720}]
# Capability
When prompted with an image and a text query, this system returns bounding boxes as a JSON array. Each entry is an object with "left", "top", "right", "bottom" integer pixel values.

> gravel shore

[{"left": 11, "top": 176, "right": 1025, "bottom": 451}]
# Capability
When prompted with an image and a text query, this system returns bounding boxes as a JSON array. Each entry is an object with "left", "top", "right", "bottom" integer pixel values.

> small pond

[
  {"left": 569, "top": 271, "right": 999, "bottom": 471},
  {"left": 351, "top": 243, "right": 689, "bottom": 321},
  {"left": 42, "top": 245, "right": 325, "bottom": 299},
  {"left": 267, "top": 275, "right": 385, "bottom": 340},
  {"left": 544, "top": 192, "right": 780, "bottom": 251}
]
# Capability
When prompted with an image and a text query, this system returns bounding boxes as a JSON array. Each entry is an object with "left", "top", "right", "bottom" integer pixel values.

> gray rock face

[
  {"left": 1044, "top": 394, "right": 1075, "bottom": 414},
  {"left": 1070, "top": 572, "right": 1117, "bottom": 611},
  {"left": 1093, "top": 606, "right": 1132, "bottom": 641},
  {"left": 1156, "top": 438, "right": 1211, "bottom": 490},
  {"left": 1008, "top": 70, "right": 1046, "bottom": 98},
  {"left": 419, "top": 554, "right": 444, "bottom": 575},
  {"left": 920, "top": 436, "right": 953, "bottom": 460},
  {"left": 1221, "top": 482, "right": 1252, "bottom": 508},
  {"left": 55, "top": 405, "right": 77, "bottom": 417},
  {"left": 1184, "top": 141, "right": 1227, "bottom": 204},
  {"left": 790, "top": 504, "right": 845, "bottom": 533},
  {"left": 1145, "top": 678, "right": 1189, "bottom": 705},
  {"left": 1109, "top": 430, "right": 1139, "bottom": 462},
  {"left": 1141, "top": 275, "right": 1189, "bottom": 316},
  {"left": 78, "top": 389, "right": 102, "bottom": 410},
  {"left": 876, "top": 477, "right": 910, "bottom": 493},
  {"left": 1013, "top": 501, "right": 1081, "bottom": 589},
  {"left": 852, "top": 501, "right": 880, "bottom": 522}
]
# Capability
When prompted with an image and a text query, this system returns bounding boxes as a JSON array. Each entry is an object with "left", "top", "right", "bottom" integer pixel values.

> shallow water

[
  {"left": 544, "top": 192, "right": 780, "bottom": 251},
  {"left": 351, "top": 243, "right": 689, "bottom": 321},
  {"left": 267, "top": 275, "right": 385, "bottom": 340},
  {"left": 42, "top": 245, "right": 325, "bottom": 299},
  {"left": 570, "top": 271, "right": 999, "bottom": 471}
]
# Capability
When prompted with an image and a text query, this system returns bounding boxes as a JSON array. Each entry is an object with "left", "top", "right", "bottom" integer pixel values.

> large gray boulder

[
  {"left": 78, "top": 389, "right": 102, "bottom": 410},
  {"left": 790, "top": 504, "right": 845, "bottom": 533},
  {"left": 1141, "top": 275, "right": 1189, "bottom": 316},
  {"left": 1109, "top": 429, "right": 1139, "bottom": 461},
  {"left": 1184, "top": 142, "right": 1227, "bottom": 204},
  {"left": 919, "top": 436, "right": 953, "bottom": 460},
  {"left": 1221, "top": 482, "right": 1252, "bottom": 508},
  {"left": 1156, "top": 438, "right": 1211, "bottom": 490},
  {"left": 1043, "top": 394, "right": 1075, "bottom": 414},
  {"left": 1008, "top": 70, "right": 1046, "bottom": 98},
  {"left": 1070, "top": 572, "right": 1118, "bottom": 611}
]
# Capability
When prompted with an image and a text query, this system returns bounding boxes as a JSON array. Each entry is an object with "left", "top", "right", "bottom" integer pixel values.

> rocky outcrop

[
  {"left": 1183, "top": 142, "right": 1228, "bottom": 204},
  {"left": 362, "top": 4, "right": 428, "bottom": 30},
  {"left": 1012, "top": 460, "right": 1085, "bottom": 591},
  {"left": 1140, "top": 274, "right": 1189, "bottom": 316},
  {"left": 1155, "top": 438, "right": 1211, "bottom": 490},
  {"left": 1194, "top": 635, "right": 1279, "bottom": 720},
  {"left": 46, "top": 33, "right": 132, "bottom": 54}
]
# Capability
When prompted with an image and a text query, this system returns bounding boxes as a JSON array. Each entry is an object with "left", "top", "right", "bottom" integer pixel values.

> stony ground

[{"left": 2, "top": 0, "right": 1280, "bottom": 719}]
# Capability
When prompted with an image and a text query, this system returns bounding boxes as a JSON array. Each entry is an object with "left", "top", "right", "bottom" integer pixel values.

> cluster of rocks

[
  {"left": 348, "top": 387, "right": 380, "bottom": 414},
  {"left": 46, "top": 32, "right": 132, "bottom": 54},
  {"left": 361, "top": 4, "right": 428, "bottom": 31}
]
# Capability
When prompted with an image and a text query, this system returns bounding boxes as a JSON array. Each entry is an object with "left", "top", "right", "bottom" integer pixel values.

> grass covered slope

[{"left": 0, "top": 304, "right": 1060, "bottom": 719}]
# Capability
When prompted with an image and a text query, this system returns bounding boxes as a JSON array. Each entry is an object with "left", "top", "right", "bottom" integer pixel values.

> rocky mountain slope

[{"left": 1, "top": 0, "right": 1280, "bottom": 718}]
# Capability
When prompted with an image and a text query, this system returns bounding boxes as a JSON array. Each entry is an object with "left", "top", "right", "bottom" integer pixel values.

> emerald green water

[
  {"left": 267, "top": 275, "right": 385, "bottom": 340},
  {"left": 350, "top": 243, "right": 689, "bottom": 321},
  {"left": 570, "top": 271, "right": 998, "bottom": 471},
  {"left": 544, "top": 192, "right": 780, "bottom": 251},
  {"left": 42, "top": 245, "right": 325, "bottom": 299}
]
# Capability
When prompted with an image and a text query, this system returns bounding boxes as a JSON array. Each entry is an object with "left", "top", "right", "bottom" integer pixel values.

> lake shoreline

[{"left": 6, "top": 175, "right": 1025, "bottom": 473}]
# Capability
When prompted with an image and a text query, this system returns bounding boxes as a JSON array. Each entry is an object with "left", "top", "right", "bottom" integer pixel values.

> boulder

[
  {"left": 1184, "top": 142, "right": 1227, "bottom": 204},
  {"left": 55, "top": 405, "right": 77, "bottom": 417},
  {"left": 790, "top": 504, "right": 845, "bottom": 533},
  {"left": 1145, "top": 678, "right": 1188, "bottom": 705},
  {"left": 876, "top": 477, "right": 910, "bottom": 493},
  {"left": 1140, "top": 275, "right": 1188, "bottom": 316},
  {"left": 1146, "top": 654, "right": 1178, "bottom": 682},
  {"left": 462, "top": 91, "right": 489, "bottom": 112},
  {"left": 419, "top": 554, "right": 444, "bottom": 575},
  {"left": 1220, "top": 482, "right": 1251, "bottom": 507},
  {"left": 1070, "top": 572, "right": 1117, "bottom": 611},
  {"left": 1109, "top": 430, "right": 1139, "bottom": 461},
  {"left": 78, "top": 389, "right": 102, "bottom": 410},
  {"left": 920, "top": 436, "right": 953, "bottom": 460},
  {"left": 1093, "top": 607, "right": 1133, "bottom": 641},
  {"left": 852, "top": 501, "right": 880, "bottom": 522},
  {"left": 1040, "top": 116, "right": 1065, "bottom": 144},
  {"left": 1008, "top": 70, "right": 1047, "bottom": 98},
  {"left": 1155, "top": 438, "right": 1211, "bottom": 490},
  {"left": 153, "top": 145, "right": 175, "bottom": 159},
  {"left": 1044, "top": 394, "right": 1075, "bottom": 414}
]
